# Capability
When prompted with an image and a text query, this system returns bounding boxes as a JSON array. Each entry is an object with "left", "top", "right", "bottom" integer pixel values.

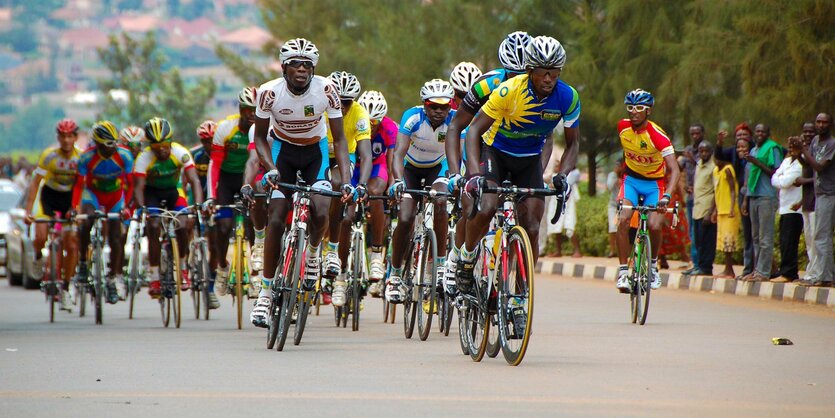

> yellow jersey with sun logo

[{"left": 481, "top": 74, "right": 580, "bottom": 157}]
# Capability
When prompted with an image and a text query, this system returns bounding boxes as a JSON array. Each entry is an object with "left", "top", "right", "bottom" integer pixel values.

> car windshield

[{"left": 0, "top": 190, "right": 21, "bottom": 211}]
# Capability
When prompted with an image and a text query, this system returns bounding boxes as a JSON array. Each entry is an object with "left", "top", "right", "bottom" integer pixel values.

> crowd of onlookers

[{"left": 0, "top": 156, "right": 35, "bottom": 193}]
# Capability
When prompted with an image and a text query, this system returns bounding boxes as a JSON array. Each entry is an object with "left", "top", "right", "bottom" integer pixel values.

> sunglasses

[
  {"left": 370, "top": 118, "right": 381, "bottom": 127},
  {"left": 626, "top": 105, "right": 650, "bottom": 112},
  {"left": 150, "top": 142, "right": 171, "bottom": 150},
  {"left": 424, "top": 101, "right": 451, "bottom": 111},
  {"left": 285, "top": 59, "right": 314, "bottom": 69}
]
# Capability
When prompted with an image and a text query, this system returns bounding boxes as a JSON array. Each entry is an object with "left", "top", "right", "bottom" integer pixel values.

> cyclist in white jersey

[
  {"left": 249, "top": 38, "right": 355, "bottom": 327},
  {"left": 385, "top": 79, "right": 456, "bottom": 303}
]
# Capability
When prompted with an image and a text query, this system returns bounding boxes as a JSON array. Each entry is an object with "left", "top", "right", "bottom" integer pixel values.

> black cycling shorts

[
  {"left": 145, "top": 186, "right": 187, "bottom": 211},
  {"left": 479, "top": 145, "right": 545, "bottom": 189},
  {"left": 39, "top": 186, "right": 72, "bottom": 218},
  {"left": 403, "top": 162, "right": 448, "bottom": 190},
  {"left": 270, "top": 135, "right": 330, "bottom": 198}
]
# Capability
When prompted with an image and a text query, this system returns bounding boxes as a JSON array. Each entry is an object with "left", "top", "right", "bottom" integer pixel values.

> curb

[{"left": 535, "top": 259, "right": 835, "bottom": 308}]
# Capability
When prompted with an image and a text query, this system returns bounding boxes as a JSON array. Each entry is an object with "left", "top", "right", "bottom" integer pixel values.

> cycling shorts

[
  {"left": 326, "top": 154, "right": 356, "bottom": 183},
  {"left": 215, "top": 170, "right": 244, "bottom": 219},
  {"left": 38, "top": 186, "right": 72, "bottom": 219},
  {"left": 81, "top": 188, "right": 125, "bottom": 213},
  {"left": 403, "top": 161, "right": 449, "bottom": 196},
  {"left": 618, "top": 175, "right": 665, "bottom": 207},
  {"left": 145, "top": 186, "right": 188, "bottom": 213},
  {"left": 480, "top": 145, "right": 544, "bottom": 189},
  {"left": 351, "top": 161, "right": 388, "bottom": 187},
  {"left": 269, "top": 136, "right": 331, "bottom": 199}
]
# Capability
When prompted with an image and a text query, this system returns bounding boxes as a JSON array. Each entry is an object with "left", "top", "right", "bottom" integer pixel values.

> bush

[{"left": 545, "top": 193, "right": 611, "bottom": 257}]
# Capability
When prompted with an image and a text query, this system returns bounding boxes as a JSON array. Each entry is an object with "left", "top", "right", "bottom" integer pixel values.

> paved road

[{"left": 1, "top": 275, "right": 833, "bottom": 418}]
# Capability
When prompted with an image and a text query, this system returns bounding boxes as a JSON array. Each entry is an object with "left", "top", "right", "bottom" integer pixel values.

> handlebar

[
  {"left": 617, "top": 200, "right": 680, "bottom": 229},
  {"left": 275, "top": 182, "right": 343, "bottom": 198},
  {"left": 467, "top": 179, "right": 565, "bottom": 224}
]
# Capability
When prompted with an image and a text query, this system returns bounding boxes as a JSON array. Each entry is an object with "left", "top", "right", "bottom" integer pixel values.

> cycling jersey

[
  {"left": 617, "top": 119, "right": 674, "bottom": 180},
  {"left": 76, "top": 146, "right": 134, "bottom": 194},
  {"left": 134, "top": 143, "right": 195, "bottom": 189},
  {"left": 371, "top": 116, "right": 397, "bottom": 165},
  {"left": 399, "top": 106, "right": 456, "bottom": 168},
  {"left": 481, "top": 74, "right": 580, "bottom": 157},
  {"left": 327, "top": 102, "right": 371, "bottom": 157},
  {"left": 255, "top": 76, "right": 342, "bottom": 147},
  {"left": 190, "top": 145, "right": 210, "bottom": 190},
  {"left": 460, "top": 68, "right": 514, "bottom": 115},
  {"left": 34, "top": 146, "right": 80, "bottom": 192},
  {"left": 212, "top": 114, "right": 251, "bottom": 174}
]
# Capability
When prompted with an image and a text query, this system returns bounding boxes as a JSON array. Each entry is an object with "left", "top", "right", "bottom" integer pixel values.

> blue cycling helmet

[{"left": 624, "top": 89, "right": 654, "bottom": 106}]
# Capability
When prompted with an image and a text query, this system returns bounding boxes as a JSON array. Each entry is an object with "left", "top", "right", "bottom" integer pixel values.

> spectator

[
  {"left": 717, "top": 124, "right": 755, "bottom": 278},
  {"left": 685, "top": 141, "right": 716, "bottom": 276},
  {"left": 606, "top": 159, "right": 624, "bottom": 258},
  {"left": 794, "top": 122, "right": 817, "bottom": 277},
  {"left": 682, "top": 124, "right": 705, "bottom": 268},
  {"left": 797, "top": 113, "right": 834, "bottom": 287},
  {"left": 13, "top": 156, "right": 33, "bottom": 191},
  {"left": 553, "top": 168, "right": 581, "bottom": 258},
  {"left": 770, "top": 136, "right": 804, "bottom": 282},
  {"left": 659, "top": 157, "right": 689, "bottom": 269},
  {"left": 712, "top": 152, "right": 739, "bottom": 278},
  {"left": 741, "top": 124, "right": 782, "bottom": 282},
  {"left": 539, "top": 152, "right": 560, "bottom": 255}
]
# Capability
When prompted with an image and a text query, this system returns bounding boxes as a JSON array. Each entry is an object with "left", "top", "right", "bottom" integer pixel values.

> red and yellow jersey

[{"left": 617, "top": 119, "right": 674, "bottom": 180}]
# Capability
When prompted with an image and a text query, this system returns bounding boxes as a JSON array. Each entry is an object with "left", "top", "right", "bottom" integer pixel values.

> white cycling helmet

[
  {"left": 119, "top": 126, "right": 145, "bottom": 144},
  {"left": 279, "top": 38, "right": 319, "bottom": 66},
  {"left": 238, "top": 86, "right": 257, "bottom": 107},
  {"left": 498, "top": 31, "right": 531, "bottom": 72},
  {"left": 358, "top": 90, "right": 388, "bottom": 120},
  {"left": 525, "top": 36, "right": 566, "bottom": 69},
  {"left": 449, "top": 62, "right": 482, "bottom": 93},
  {"left": 328, "top": 71, "right": 362, "bottom": 100},
  {"left": 420, "top": 79, "right": 455, "bottom": 105}
]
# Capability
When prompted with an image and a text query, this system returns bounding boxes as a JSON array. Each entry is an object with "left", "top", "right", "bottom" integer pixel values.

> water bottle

[{"left": 484, "top": 230, "right": 496, "bottom": 269}]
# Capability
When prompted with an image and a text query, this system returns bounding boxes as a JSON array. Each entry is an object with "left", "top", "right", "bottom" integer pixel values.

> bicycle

[
  {"left": 186, "top": 207, "right": 211, "bottom": 321},
  {"left": 76, "top": 210, "right": 123, "bottom": 325},
  {"left": 125, "top": 210, "right": 146, "bottom": 320},
  {"left": 394, "top": 184, "right": 447, "bottom": 341},
  {"left": 212, "top": 195, "right": 261, "bottom": 330},
  {"left": 464, "top": 179, "right": 563, "bottom": 365},
  {"left": 34, "top": 215, "right": 71, "bottom": 322},
  {"left": 617, "top": 198, "right": 679, "bottom": 325},
  {"left": 382, "top": 199, "right": 398, "bottom": 324},
  {"left": 266, "top": 180, "right": 341, "bottom": 351},
  {"left": 440, "top": 191, "right": 462, "bottom": 337},
  {"left": 146, "top": 205, "right": 187, "bottom": 328}
]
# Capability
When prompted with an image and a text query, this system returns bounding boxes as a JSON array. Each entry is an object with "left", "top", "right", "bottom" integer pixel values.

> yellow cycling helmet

[
  {"left": 91, "top": 120, "right": 120, "bottom": 147},
  {"left": 144, "top": 117, "right": 173, "bottom": 143}
]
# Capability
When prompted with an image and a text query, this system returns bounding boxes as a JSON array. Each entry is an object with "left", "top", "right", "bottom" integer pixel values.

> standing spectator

[
  {"left": 686, "top": 141, "right": 716, "bottom": 275},
  {"left": 797, "top": 113, "right": 834, "bottom": 286},
  {"left": 659, "top": 157, "right": 689, "bottom": 269},
  {"left": 553, "top": 168, "right": 581, "bottom": 258},
  {"left": 539, "top": 151, "right": 560, "bottom": 255},
  {"left": 770, "top": 136, "right": 804, "bottom": 282},
  {"left": 606, "top": 159, "right": 624, "bottom": 257},
  {"left": 741, "top": 124, "right": 782, "bottom": 282},
  {"left": 682, "top": 124, "right": 706, "bottom": 268},
  {"left": 712, "top": 153, "right": 739, "bottom": 278},
  {"left": 13, "top": 156, "right": 33, "bottom": 191},
  {"left": 794, "top": 122, "right": 817, "bottom": 277},
  {"left": 716, "top": 124, "right": 755, "bottom": 278}
]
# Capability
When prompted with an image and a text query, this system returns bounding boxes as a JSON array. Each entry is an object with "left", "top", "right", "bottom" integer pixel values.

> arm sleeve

[
  {"left": 324, "top": 81, "right": 343, "bottom": 119},
  {"left": 33, "top": 149, "right": 50, "bottom": 177},
  {"left": 207, "top": 121, "right": 231, "bottom": 199},
  {"left": 398, "top": 108, "right": 420, "bottom": 136},
  {"left": 133, "top": 150, "right": 149, "bottom": 177},
  {"left": 648, "top": 124, "right": 675, "bottom": 157},
  {"left": 255, "top": 86, "right": 274, "bottom": 120}
]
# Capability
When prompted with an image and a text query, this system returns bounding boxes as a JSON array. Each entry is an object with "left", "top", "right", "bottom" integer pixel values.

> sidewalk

[{"left": 536, "top": 256, "right": 835, "bottom": 308}]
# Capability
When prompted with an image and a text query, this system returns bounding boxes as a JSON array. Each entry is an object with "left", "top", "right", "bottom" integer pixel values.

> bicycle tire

[
  {"left": 191, "top": 246, "right": 201, "bottom": 320},
  {"left": 235, "top": 234, "right": 244, "bottom": 330},
  {"left": 440, "top": 292, "right": 453, "bottom": 336},
  {"left": 200, "top": 240, "right": 211, "bottom": 320},
  {"left": 93, "top": 243, "right": 104, "bottom": 326},
  {"left": 498, "top": 226, "right": 535, "bottom": 366},
  {"left": 465, "top": 298, "right": 489, "bottom": 362},
  {"left": 417, "top": 230, "right": 438, "bottom": 341},
  {"left": 172, "top": 239, "right": 182, "bottom": 329},
  {"left": 457, "top": 305, "right": 469, "bottom": 355},
  {"left": 160, "top": 242, "right": 172, "bottom": 328},
  {"left": 639, "top": 235, "right": 652, "bottom": 325},
  {"left": 266, "top": 265, "right": 282, "bottom": 349},
  {"left": 294, "top": 287, "right": 311, "bottom": 346},
  {"left": 49, "top": 243, "right": 59, "bottom": 323},
  {"left": 486, "top": 314, "right": 500, "bottom": 358},
  {"left": 276, "top": 233, "right": 303, "bottom": 351},
  {"left": 351, "top": 231, "right": 363, "bottom": 332},
  {"left": 629, "top": 239, "right": 642, "bottom": 324},
  {"left": 402, "top": 240, "right": 418, "bottom": 339},
  {"left": 128, "top": 237, "right": 141, "bottom": 320}
]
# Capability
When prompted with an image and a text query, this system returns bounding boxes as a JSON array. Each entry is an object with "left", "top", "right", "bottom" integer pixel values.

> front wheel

[
  {"left": 92, "top": 244, "right": 104, "bottom": 326},
  {"left": 416, "top": 230, "right": 438, "bottom": 341},
  {"left": 497, "top": 226, "right": 535, "bottom": 366},
  {"left": 638, "top": 235, "right": 652, "bottom": 325}
]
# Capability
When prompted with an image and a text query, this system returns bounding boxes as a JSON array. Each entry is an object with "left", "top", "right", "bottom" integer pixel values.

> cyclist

[
  {"left": 249, "top": 38, "right": 355, "bottom": 327},
  {"left": 385, "top": 79, "right": 456, "bottom": 303},
  {"left": 357, "top": 90, "right": 397, "bottom": 297},
  {"left": 72, "top": 121, "right": 134, "bottom": 305},
  {"left": 207, "top": 87, "right": 260, "bottom": 299},
  {"left": 133, "top": 117, "right": 204, "bottom": 298},
  {"left": 323, "top": 71, "right": 373, "bottom": 307},
  {"left": 25, "top": 119, "right": 82, "bottom": 311},
  {"left": 449, "top": 61, "right": 482, "bottom": 109},
  {"left": 458, "top": 36, "right": 580, "bottom": 294},
  {"left": 444, "top": 31, "right": 531, "bottom": 294},
  {"left": 120, "top": 126, "right": 145, "bottom": 158},
  {"left": 614, "top": 89, "right": 679, "bottom": 292},
  {"left": 191, "top": 119, "right": 221, "bottom": 309}
]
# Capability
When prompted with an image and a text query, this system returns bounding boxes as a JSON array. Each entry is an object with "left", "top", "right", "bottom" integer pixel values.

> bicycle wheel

[
  {"left": 639, "top": 235, "right": 652, "bottom": 325},
  {"left": 439, "top": 290, "right": 453, "bottom": 336},
  {"left": 351, "top": 232, "right": 363, "bottom": 332},
  {"left": 127, "top": 237, "right": 141, "bottom": 320},
  {"left": 276, "top": 233, "right": 303, "bottom": 351},
  {"left": 497, "top": 226, "right": 535, "bottom": 366},
  {"left": 92, "top": 243, "right": 104, "bottom": 326},
  {"left": 266, "top": 268, "right": 282, "bottom": 349},
  {"left": 235, "top": 234, "right": 244, "bottom": 330},
  {"left": 402, "top": 240, "right": 418, "bottom": 339},
  {"left": 171, "top": 239, "right": 182, "bottom": 329},
  {"left": 160, "top": 243, "right": 172, "bottom": 328},
  {"left": 195, "top": 240, "right": 211, "bottom": 320},
  {"left": 486, "top": 314, "right": 500, "bottom": 358},
  {"left": 48, "top": 243, "right": 59, "bottom": 323},
  {"left": 629, "top": 250, "right": 640, "bottom": 324},
  {"left": 190, "top": 246, "right": 200, "bottom": 320},
  {"left": 294, "top": 287, "right": 311, "bottom": 346},
  {"left": 457, "top": 305, "right": 469, "bottom": 355},
  {"left": 417, "top": 230, "right": 438, "bottom": 341}
]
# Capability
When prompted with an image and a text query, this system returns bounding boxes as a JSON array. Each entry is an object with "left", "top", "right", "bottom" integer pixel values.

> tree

[
  {"left": 97, "top": 32, "right": 216, "bottom": 144},
  {"left": 0, "top": 24, "right": 38, "bottom": 55},
  {"left": 0, "top": 99, "right": 65, "bottom": 152}
]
